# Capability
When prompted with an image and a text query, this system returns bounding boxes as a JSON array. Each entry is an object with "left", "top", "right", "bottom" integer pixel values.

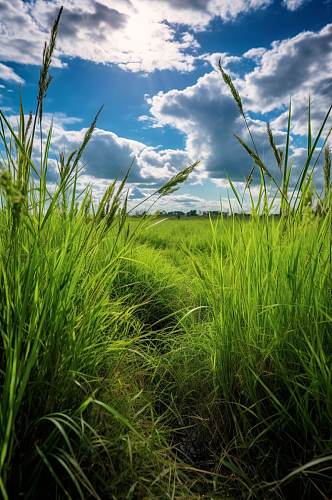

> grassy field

[{"left": 0, "top": 10, "right": 332, "bottom": 500}]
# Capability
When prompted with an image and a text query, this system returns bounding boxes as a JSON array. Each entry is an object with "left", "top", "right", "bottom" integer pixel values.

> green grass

[{"left": 0, "top": 8, "right": 332, "bottom": 499}]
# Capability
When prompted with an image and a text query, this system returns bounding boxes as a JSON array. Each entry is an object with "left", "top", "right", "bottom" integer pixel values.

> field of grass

[{"left": 0, "top": 10, "right": 332, "bottom": 500}]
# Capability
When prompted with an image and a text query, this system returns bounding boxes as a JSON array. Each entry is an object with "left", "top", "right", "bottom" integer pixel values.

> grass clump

[{"left": 0, "top": 9, "right": 199, "bottom": 499}]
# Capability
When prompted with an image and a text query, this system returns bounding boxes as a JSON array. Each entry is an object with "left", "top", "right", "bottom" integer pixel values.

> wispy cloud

[
  {"left": 0, "top": 62, "right": 24, "bottom": 84},
  {"left": 282, "top": 0, "right": 309, "bottom": 10}
]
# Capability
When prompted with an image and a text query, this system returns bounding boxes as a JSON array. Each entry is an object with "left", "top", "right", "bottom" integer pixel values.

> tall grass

[
  {"left": 0, "top": 9, "right": 197, "bottom": 499},
  {"left": 135, "top": 211, "right": 331, "bottom": 497},
  {"left": 0, "top": 8, "right": 331, "bottom": 500}
]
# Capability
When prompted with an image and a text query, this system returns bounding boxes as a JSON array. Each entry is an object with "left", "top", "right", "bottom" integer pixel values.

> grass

[{"left": 0, "top": 8, "right": 331, "bottom": 499}]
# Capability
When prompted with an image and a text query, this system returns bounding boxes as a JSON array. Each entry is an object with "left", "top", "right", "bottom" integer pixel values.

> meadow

[{"left": 0, "top": 9, "right": 331, "bottom": 500}]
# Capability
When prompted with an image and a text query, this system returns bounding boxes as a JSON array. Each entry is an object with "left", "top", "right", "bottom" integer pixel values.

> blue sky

[{"left": 0, "top": 0, "right": 331, "bottom": 211}]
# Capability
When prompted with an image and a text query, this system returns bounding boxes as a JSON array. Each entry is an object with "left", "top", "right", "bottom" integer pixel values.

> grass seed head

[
  {"left": 158, "top": 161, "right": 199, "bottom": 196},
  {"left": 218, "top": 61, "right": 244, "bottom": 116},
  {"left": 37, "top": 7, "right": 63, "bottom": 122},
  {"left": 267, "top": 122, "right": 283, "bottom": 169},
  {"left": 324, "top": 145, "right": 331, "bottom": 196}
]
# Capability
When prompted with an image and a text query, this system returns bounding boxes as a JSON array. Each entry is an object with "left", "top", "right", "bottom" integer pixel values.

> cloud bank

[
  {"left": 0, "top": 0, "right": 313, "bottom": 76},
  {"left": 146, "top": 23, "right": 332, "bottom": 184},
  {"left": 1, "top": 0, "right": 329, "bottom": 210}
]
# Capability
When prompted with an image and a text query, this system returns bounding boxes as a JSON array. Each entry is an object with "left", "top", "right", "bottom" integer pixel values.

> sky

[{"left": 0, "top": 0, "right": 331, "bottom": 211}]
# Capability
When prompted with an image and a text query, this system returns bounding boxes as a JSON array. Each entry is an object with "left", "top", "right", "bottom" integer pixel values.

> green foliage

[
  {"left": 0, "top": 9, "right": 331, "bottom": 500},
  {"left": 0, "top": 8, "right": 198, "bottom": 499},
  {"left": 134, "top": 213, "right": 332, "bottom": 498}
]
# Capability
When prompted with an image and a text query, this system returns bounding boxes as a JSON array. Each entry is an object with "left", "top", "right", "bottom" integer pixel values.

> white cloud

[
  {"left": 0, "top": 0, "right": 64, "bottom": 67},
  {"left": 205, "top": 0, "right": 273, "bottom": 22},
  {"left": 37, "top": 116, "right": 193, "bottom": 187},
  {"left": 0, "top": 63, "right": 24, "bottom": 84},
  {"left": 132, "top": 0, "right": 273, "bottom": 27},
  {"left": 1, "top": 0, "right": 327, "bottom": 201},
  {"left": 4, "top": 108, "right": 196, "bottom": 196},
  {"left": 0, "top": 0, "right": 301, "bottom": 74},
  {"left": 144, "top": 22, "right": 332, "bottom": 186},
  {"left": 240, "top": 23, "right": 332, "bottom": 142},
  {"left": 127, "top": 190, "right": 228, "bottom": 213},
  {"left": 148, "top": 71, "right": 279, "bottom": 182},
  {"left": 243, "top": 47, "right": 267, "bottom": 60},
  {"left": 242, "top": 24, "right": 332, "bottom": 114},
  {"left": 0, "top": 0, "right": 200, "bottom": 73},
  {"left": 282, "top": 0, "right": 309, "bottom": 10},
  {"left": 200, "top": 52, "right": 242, "bottom": 70}
]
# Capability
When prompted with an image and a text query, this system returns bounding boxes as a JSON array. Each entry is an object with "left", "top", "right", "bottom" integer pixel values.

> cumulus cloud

[
  {"left": 4, "top": 109, "right": 195, "bottom": 197},
  {"left": 1, "top": 0, "right": 327, "bottom": 201},
  {"left": 40, "top": 116, "right": 193, "bottom": 187},
  {"left": 147, "top": 71, "right": 277, "bottom": 181},
  {"left": 0, "top": 0, "right": 200, "bottom": 73},
  {"left": 203, "top": 0, "right": 273, "bottom": 22},
  {"left": 0, "top": 0, "right": 64, "bottom": 67},
  {"left": 243, "top": 47, "right": 267, "bottom": 60},
  {"left": 200, "top": 52, "right": 242, "bottom": 70},
  {"left": 145, "top": 22, "right": 332, "bottom": 185},
  {"left": 0, "top": 0, "right": 304, "bottom": 74},
  {"left": 132, "top": 0, "right": 273, "bottom": 27},
  {"left": 242, "top": 24, "right": 332, "bottom": 112},
  {"left": 241, "top": 23, "right": 332, "bottom": 139}
]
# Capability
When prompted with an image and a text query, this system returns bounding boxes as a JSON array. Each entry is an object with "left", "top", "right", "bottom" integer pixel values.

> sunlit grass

[{"left": 0, "top": 7, "right": 331, "bottom": 500}]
